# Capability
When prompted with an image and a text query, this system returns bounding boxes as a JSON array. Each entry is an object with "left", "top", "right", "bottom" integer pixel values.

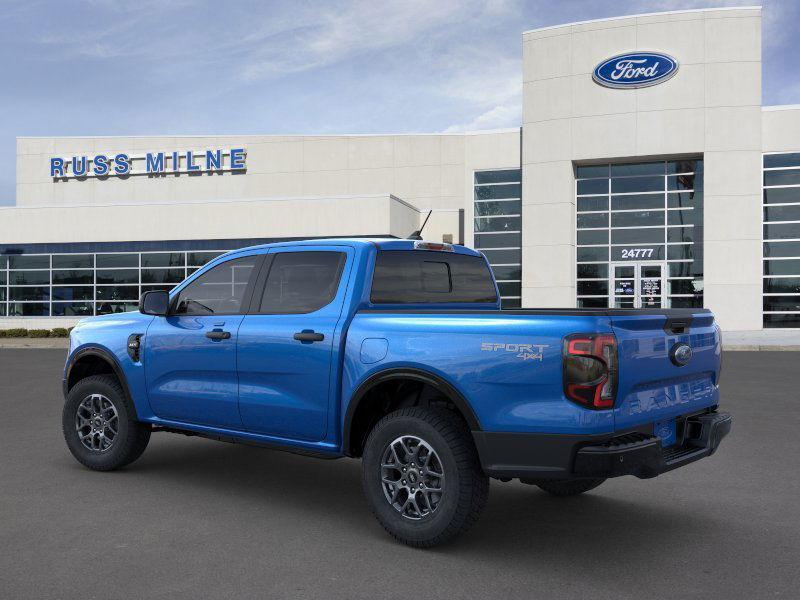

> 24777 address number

[{"left": 620, "top": 248, "right": 655, "bottom": 259}]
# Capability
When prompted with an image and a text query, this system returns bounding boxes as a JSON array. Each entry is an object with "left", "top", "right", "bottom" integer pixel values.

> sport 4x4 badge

[{"left": 480, "top": 342, "right": 548, "bottom": 362}]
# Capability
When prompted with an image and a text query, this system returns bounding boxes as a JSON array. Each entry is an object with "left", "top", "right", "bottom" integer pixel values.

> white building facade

[{"left": 4, "top": 6, "right": 800, "bottom": 331}]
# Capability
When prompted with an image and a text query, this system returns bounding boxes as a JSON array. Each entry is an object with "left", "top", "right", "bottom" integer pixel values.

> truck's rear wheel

[
  {"left": 361, "top": 407, "right": 489, "bottom": 547},
  {"left": 533, "top": 478, "right": 606, "bottom": 496},
  {"left": 62, "top": 374, "right": 151, "bottom": 471}
]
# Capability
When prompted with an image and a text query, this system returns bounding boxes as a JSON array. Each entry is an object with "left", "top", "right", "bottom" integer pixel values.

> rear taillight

[{"left": 562, "top": 333, "right": 618, "bottom": 409}]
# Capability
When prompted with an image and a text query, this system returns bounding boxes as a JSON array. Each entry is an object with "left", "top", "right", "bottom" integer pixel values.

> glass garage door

[
  {"left": 474, "top": 169, "right": 522, "bottom": 308},
  {"left": 575, "top": 159, "right": 704, "bottom": 309},
  {"left": 763, "top": 152, "right": 800, "bottom": 328}
]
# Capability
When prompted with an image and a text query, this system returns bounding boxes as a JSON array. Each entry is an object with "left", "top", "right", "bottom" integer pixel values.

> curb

[
  {"left": 723, "top": 344, "right": 800, "bottom": 351},
  {"left": 0, "top": 339, "right": 70, "bottom": 349}
]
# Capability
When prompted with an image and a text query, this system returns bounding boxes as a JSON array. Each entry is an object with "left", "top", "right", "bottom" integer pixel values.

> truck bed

[{"left": 346, "top": 306, "right": 718, "bottom": 434}]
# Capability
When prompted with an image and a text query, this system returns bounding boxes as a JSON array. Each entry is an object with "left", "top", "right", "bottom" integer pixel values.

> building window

[
  {"left": 763, "top": 152, "right": 800, "bottom": 328},
  {"left": 575, "top": 159, "right": 704, "bottom": 309},
  {"left": 0, "top": 250, "right": 226, "bottom": 318},
  {"left": 474, "top": 169, "right": 522, "bottom": 308}
]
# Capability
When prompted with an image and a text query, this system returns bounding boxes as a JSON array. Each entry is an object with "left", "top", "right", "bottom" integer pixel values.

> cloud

[
  {"left": 761, "top": 0, "right": 800, "bottom": 55},
  {"left": 23, "top": 1, "right": 193, "bottom": 60},
  {"left": 442, "top": 103, "right": 521, "bottom": 133},
  {"left": 438, "top": 53, "right": 522, "bottom": 132},
  {"left": 235, "top": 0, "right": 474, "bottom": 82}
]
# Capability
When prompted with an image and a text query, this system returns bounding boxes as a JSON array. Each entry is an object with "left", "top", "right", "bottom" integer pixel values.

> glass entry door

[{"left": 610, "top": 262, "right": 666, "bottom": 308}]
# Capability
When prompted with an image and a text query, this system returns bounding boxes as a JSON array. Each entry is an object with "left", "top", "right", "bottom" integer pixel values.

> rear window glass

[{"left": 371, "top": 251, "right": 497, "bottom": 304}]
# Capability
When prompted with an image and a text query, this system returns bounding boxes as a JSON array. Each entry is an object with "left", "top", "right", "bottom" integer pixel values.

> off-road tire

[
  {"left": 62, "top": 374, "right": 151, "bottom": 471},
  {"left": 362, "top": 407, "right": 489, "bottom": 548},
  {"left": 534, "top": 478, "right": 606, "bottom": 496}
]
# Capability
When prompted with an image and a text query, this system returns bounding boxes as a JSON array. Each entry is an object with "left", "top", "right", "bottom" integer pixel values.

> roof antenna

[{"left": 407, "top": 210, "right": 433, "bottom": 240}]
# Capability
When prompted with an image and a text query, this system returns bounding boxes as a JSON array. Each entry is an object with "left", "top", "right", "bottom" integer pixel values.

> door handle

[
  {"left": 293, "top": 330, "right": 325, "bottom": 342},
  {"left": 206, "top": 330, "right": 231, "bottom": 340}
]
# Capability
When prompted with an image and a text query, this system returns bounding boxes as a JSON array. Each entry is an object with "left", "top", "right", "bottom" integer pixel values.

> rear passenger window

[
  {"left": 371, "top": 251, "right": 497, "bottom": 304},
  {"left": 259, "top": 252, "right": 346, "bottom": 314}
]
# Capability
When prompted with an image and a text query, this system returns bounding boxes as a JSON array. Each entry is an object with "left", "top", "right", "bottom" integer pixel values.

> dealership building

[{"left": 3, "top": 5, "right": 800, "bottom": 331}]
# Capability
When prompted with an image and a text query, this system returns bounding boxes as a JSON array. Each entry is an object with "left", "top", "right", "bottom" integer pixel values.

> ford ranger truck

[{"left": 62, "top": 238, "right": 731, "bottom": 547}]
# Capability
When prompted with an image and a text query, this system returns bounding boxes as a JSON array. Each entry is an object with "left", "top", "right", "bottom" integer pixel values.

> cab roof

[{"left": 232, "top": 238, "right": 484, "bottom": 256}]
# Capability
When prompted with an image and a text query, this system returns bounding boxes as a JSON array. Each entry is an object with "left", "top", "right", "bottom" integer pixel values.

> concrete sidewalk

[
  {"left": 1, "top": 329, "right": 799, "bottom": 351},
  {"left": 0, "top": 338, "right": 69, "bottom": 349},
  {"left": 722, "top": 329, "right": 800, "bottom": 351}
]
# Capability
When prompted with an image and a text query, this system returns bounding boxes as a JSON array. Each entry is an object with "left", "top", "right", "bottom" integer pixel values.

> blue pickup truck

[{"left": 62, "top": 238, "right": 731, "bottom": 546}]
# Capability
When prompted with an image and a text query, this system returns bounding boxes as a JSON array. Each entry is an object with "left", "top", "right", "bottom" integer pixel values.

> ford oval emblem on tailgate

[{"left": 670, "top": 342, "right": 693, "bottom": 367}]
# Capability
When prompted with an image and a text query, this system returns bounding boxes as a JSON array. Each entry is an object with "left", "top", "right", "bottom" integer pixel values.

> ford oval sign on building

[{"left": 593, "top": 52, "right": 679, "bottom": 89}]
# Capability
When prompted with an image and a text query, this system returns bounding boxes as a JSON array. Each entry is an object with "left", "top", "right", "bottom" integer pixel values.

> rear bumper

[{"left": 473, "top": 410, "right": 732, "bottom": 480}]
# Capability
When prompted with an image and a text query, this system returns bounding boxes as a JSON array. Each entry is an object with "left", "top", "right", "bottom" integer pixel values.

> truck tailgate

[{"left": 610, "top": 310, "right": 720, "bottom": 433}]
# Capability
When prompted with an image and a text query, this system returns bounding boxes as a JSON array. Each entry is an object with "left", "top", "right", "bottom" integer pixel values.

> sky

[{"left": 1, "top": 0, "right": 798, "bottom": 206}]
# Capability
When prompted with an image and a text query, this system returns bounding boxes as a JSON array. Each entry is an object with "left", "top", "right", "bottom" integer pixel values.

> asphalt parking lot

[{"left": 1, "top": 349, "right": 798, "bottom": 599}]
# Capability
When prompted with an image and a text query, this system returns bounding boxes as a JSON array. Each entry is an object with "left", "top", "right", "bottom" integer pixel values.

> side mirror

[{"left": 139, "top": 290, "right": 170, "bottom": 316}]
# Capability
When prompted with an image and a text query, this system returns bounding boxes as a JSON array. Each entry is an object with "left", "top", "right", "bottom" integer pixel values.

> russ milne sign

[
  {"left": 50, "top": 148, "right": 246, "bottom": 179},
  {"left": 592, "top": 52, "right": 678, "bottom": 89}
]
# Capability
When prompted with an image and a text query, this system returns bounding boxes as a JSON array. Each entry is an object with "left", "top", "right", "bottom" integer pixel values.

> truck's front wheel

[
  {"left": 62, "top": 374, "right": 151, "bottom": 471},
  {"left": 362, "top": 407, "right": 489, "bottom": 547}
]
